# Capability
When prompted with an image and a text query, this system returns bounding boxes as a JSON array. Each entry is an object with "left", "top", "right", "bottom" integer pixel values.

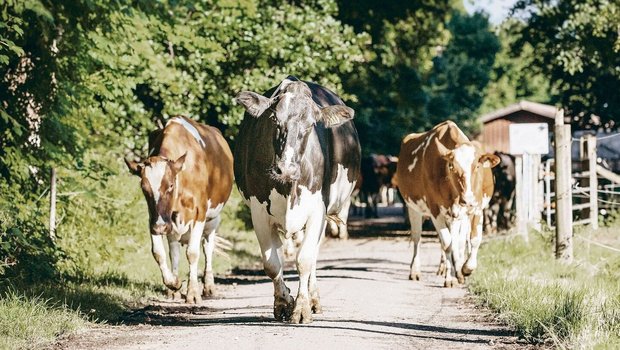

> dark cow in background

[
  {"left": 234, "top": 76, "right": 360, "bottom": 323},
  {"left": 396, "top": 121, "right": 499, "bottom": 287},
  {"left": 358, "top": 154, "right": 398, "bottom": 218},
  {"left": 126, "top": 116, "right": 234, "bottom": 303},
  {"left": 484, "top": 152, "right": 516, "bottom": 233}
]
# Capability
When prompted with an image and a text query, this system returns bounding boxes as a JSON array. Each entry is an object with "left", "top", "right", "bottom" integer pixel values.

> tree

[
  {"left": 478, "top": 20, "right": 552, "bottom": 116},
  {"left": 336, "top": 0, "right": 455, "bottom": 155},
  {"left": 426, "top": 11, "right": 501, "bottom": 134},
  {"left": 512, "top": 0, "right": 620, "bottom": 129},
  {"left": 0, "top": 0, "right": 367, "bottom": 277}
]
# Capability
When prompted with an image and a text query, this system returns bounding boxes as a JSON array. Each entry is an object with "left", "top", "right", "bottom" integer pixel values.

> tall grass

[
  {"left": 0, "top": 290, "right": 86, "bottom": 350},
  {"left": 469, "top": 222, "right": 620, "bottom": 349}
]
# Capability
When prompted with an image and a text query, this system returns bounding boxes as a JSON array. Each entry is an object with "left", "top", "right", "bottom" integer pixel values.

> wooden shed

[{"left": 477, "top": 100, "right": 558, "bottom": 153}]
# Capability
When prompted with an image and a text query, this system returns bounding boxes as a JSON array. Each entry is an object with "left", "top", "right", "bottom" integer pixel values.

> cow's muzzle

[
  {"left": 274, "top": 161, "right": 300, "bottom": 182},
  {"left": 151, "top": 223, "right": 171, "bottom": 235}
]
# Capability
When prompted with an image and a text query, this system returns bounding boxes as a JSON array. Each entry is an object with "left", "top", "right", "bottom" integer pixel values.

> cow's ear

[
  {"left": 434, "top": 137, "right": 453, "bottom": 160},
  {"left": 235, "top": 91, "right": 271, "bottom": 118},
  {"left": 125, "top": 158, "right": 143, "bottom": 176},
  {"left": 319, "top": 105, "right": 354, "bottom": 128},
  {"left": 480, "top": 153, "right": 501, "bottom": 168},
  {"left": 171, "top": 153, "right": 187, "bottom": 173}
]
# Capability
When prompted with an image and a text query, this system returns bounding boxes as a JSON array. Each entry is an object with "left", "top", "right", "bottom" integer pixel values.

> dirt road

[{"left": 55, "top": 210, "right": 526, "bottom": 349}]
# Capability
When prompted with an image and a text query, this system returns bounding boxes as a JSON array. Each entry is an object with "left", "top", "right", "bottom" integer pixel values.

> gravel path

[{"left": 53, "top": 209, "right": 528, "bottom": 350}]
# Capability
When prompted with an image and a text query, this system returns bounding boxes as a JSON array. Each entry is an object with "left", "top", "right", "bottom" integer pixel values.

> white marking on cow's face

[
  {"left": 326, "top": 164, "right": 355, "bottom": 214},
  {"left": 168, "top": 117, "right": 206, "bottom": 148},
  {"left": 145, "top": 162, "right": 167, "bottom": 204},
  {"left": 156, "top": 216, "right": 165, "bottom": 225},
  {"left": 282, "top": 146, "right": 295, "bottom": 169},
  {"left": 453, "top": 144, "right": 476, "bottom": 205}
]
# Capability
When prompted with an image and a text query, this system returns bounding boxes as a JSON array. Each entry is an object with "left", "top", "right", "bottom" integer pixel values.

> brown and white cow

[
  {"left": 234, "top": 76, "right": 360, "bottom": 323},
  {"left": 437, "top": 141, "right": 499, "bottom": 277},
  {"left": 396, "top": 121, "right": 498, "bottom": 287},
  {"left": 125, "top": 116, "right": 233, "bottom": 303}
]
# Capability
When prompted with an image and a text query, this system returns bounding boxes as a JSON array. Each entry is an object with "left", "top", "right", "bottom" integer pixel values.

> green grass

[
  {"left": 0, "top": 289, "right": 86, "bottom": 350},
  {"left": 469, "top": 221, "right": 620, "bottom": 349}
]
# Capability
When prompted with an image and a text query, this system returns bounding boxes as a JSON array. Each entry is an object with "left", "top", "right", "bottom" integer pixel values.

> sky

[{"left": 463, "top": 0, "right": 520, "bottom": 25}]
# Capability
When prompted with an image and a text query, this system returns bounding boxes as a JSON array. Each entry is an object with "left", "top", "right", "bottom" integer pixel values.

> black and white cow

[{"left": 234, "top": 76, "right": 361, "bottom": 323}]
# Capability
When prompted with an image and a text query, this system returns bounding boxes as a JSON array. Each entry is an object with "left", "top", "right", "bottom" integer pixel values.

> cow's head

[
  {"left": 235, "top": 76, "right": 354, "bottom": 183},
  {"left": 435, "top": 138, "right": 500, "bottom": 209},
  {"left": 125, "top": 154, "right": 186, "bottom": 235}
]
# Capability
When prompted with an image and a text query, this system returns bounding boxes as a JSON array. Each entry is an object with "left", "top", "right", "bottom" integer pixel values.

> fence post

[
  {"left": 515, "top": 155, "right": 528, "bottom": 241},
  {"left": 544, "top": 159, "right": 552, "bottom": 227},
  {"left": 49, "top": 167, "right": 57, "bottom": 241},
  {"left": 586, "top": 134, "right": 599, "bottom": 230},
  {"left": 554, "top": 109, "right": 573, "bottom": 263}
]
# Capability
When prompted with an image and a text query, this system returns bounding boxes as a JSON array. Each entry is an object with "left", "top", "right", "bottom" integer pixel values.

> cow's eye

[
  {"left": 167, "top": 184, "right": 174, "bottom": 192},
  {"left": 448, "top": 163, "right": 454, "bottom": 171}
]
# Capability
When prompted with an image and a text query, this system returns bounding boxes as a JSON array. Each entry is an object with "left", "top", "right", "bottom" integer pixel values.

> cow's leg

[
  {"left": 185, "top": 220, "right": 205, "bottom": 304},
  {"left": 291, "top": 209, "right": 325, "bottom": 324},
  {"left": 252, "top": 212, "right": 293, "bottom": 321},
  {"left": 408, "top": 208, "right": 423, "bottom": 281},
  {"left": 431, "top": 216, "right": 457, "bottom": 288},
  {"left": 449, "top": 216, "right": 469, "bottom": 284},
  {"left": 337, "top": 199, "right": 352, "bottom": 240},
  {"left": 166, "top": 236, "right": 182, "bottom": 300},
  {"left": 437, "top": 250, "right": 447, "bottom": 276},
  {"left": 309, "top": 229, "right": 324, "bottom": 314},
  {"left": 151, "top": 234, "right": 182, "bottom": 292},
  {"left": 202, "top": 217, "right": 220, "bottom": 297},
  {"left": 463, "top": 214, "right": 482, "bottom": 276}
]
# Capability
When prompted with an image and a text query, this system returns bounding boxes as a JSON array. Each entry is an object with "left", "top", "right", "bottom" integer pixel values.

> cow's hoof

[
  {"left": 202, "top": 284, "right": 216, "bottom": 298},
  {"left": 338, "top": 225, "right": 349, "bottom": 240},
  {"left": 290, "top": 296, "right": 312, "bottom": 324},
  {"left": 436, "top": 263, "right": 446, "bottom": 276},
  {"left": 462, "top": 263, "right": 475, "bottom": 277},
  {"left": 203, "top": 273, "right": 216, "bottom": 297},
  {"left": 311, "top": 296, "right": 322, "bottom": 314},
  {"left": 274, "top": 295, "right": 294, "bottom": 321},
  {"left": 409, "top": 272, "right": 421, "bottom": 281},
  {"left": 164, "top": 277, "right": 183, "bottom": 291},
  {"left": 185, "top": 283, "right": 202, "bottom": 304},
  {"left": 167, "top": 289, "right": 183, "bottom": 301},
  {"left": 457, "top": 275, "right": 465, "bottom": 284},
  {"left": 444, "top": 279, "right": 455, "bottom": 288}
]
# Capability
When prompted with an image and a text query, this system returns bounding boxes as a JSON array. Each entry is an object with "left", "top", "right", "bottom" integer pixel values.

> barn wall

[{"left": 480, "top": 111, "right": 555, "bottom": 153}]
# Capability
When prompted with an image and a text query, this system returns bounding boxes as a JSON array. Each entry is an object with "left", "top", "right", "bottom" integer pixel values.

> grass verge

[
  {"left": 469, "top": 222, "right": 620, "bottom": 349},
  {"left": 0, "top": 289, "right": 86, "bottom": 350}
]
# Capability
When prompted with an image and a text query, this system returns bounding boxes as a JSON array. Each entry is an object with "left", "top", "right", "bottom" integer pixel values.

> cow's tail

[{"left": 214, "top": 236, "right": 233, "bottom": 260}]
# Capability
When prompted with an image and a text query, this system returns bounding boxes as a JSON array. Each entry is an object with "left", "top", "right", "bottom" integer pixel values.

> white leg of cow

[
  {"left": 449, "top": 216, "right": 469, "bottom": 284},
  {"left": 185, "top": 220, "right": 205, "bottom": 304},
  {"left": 253, "top": 211, "right": 293, "bottom": 321},
  {"left": 166, "top": 236, "right": 183, "bottom": 300},
  {"left": 152, "top": 235, "right": 181, "bottom": 291},
  {"left": 202, "top": 217, "right": 220, "bottom": 297},
  {"left": 463, "top": 214, "right": 482, "bottom": 276},
  {"left": 408, "top": 207, "right": 423, "bottom": 281},
  {"left": 292, "top": 209, "right": 325, "bottom": 324},
  {"left": 437, "top": 250, "right": 447, "bottom": 276},
  {"left": 309, "top": 230, "right": 324, "bottom": 314},
  {"left": 337, "top": 199, "right": 352, "bottom": 240},
  {"left": 431, "top": 216, "right": 457, "bottom": 288}
]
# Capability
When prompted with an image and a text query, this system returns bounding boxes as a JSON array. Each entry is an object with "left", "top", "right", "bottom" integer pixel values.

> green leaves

[{"left": 512, "top": 0, "right": 620, "bottom": 128}]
